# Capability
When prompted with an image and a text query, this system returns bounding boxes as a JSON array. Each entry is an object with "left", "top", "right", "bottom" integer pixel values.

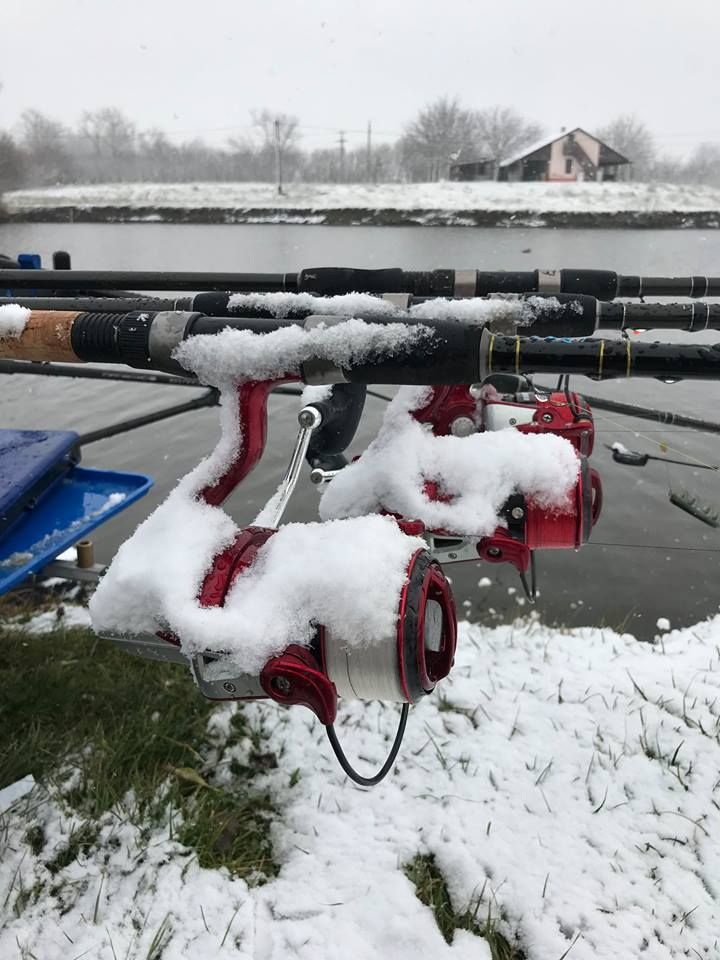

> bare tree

[
  {"left": 399, "top": 96, "right": 481, "bottom": 181},
  {"left": 650, "top": 153, "right": 688, "bottom": 183},
  {"left": 685, "top": 143, "right": 720, "bottom": 186},
  {"left": 19, "top": 110, "right": 75, "bottom": 184},
  {"left": 250, "top": 109, "right": 300, "bottom": 191},
  {"left": 0, "top": 131, "right": 24, "bottom": 191},
  {"left": 251, "top": 109, "right": 299, "bottom": 151},
  {"left": 475, "top": 106, "right": 542, "bottom": 169},
  {"left": 82, "top": 107, "right": 136, "bottom": 157},
  {"left": 596, "top": 114, "right": 655, "bottom": 179},
  {"left": 81, "top": 107, "right": 136, "bottom": 179}
]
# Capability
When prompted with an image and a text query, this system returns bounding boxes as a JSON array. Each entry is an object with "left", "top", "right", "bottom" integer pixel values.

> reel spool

[{"left": 161, "top": 522, "right": 458, "bottom": 784}]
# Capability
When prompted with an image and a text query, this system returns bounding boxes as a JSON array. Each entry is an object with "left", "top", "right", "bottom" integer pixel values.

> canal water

[{"left": 1, "top": 221, "right": 719, "bottom": 637}]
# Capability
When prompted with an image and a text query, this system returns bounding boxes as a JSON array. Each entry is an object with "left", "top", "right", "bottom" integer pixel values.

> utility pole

[
  {"left": 274, "top": 118, "right": 283, "bottom": 196},
  {"left": 338, "top": 130, "right": 346, "bottom": 183},
  {"left": 366, "top": 120, "right": 372, "bottom": 183}
]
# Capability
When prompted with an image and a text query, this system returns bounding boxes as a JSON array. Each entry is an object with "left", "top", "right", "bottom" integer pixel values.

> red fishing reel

[
  {"left": 174, "top": 517, "right": 458, "bottom": 785},
  {"left": 414, "top": 379, "right": 602, "bottom": 588},
  {"left": 140, "top": 373, "right": 600, "bottom": 782},
  {"left": 188, "top": 521, "right": 457, "bottom": 723}
]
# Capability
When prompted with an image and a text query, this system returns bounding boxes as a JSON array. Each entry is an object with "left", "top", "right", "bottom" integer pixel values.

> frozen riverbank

[{"left": 4, "top": 181, "right": 720, "bottom": 228}]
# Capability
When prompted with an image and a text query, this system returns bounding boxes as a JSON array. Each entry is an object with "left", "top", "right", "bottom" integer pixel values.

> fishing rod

[
  {"left": 2, "top": 266, "right": 720, "bottom": 299},
  {"left": 5, "top": 308, "right": 720, "bottom": 382},
  {"left": 4, "top": 295, "right": 720, "bottom": 338}
]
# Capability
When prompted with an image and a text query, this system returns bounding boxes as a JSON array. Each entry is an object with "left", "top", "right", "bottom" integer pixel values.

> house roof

[{"left": 499, "top": 127, "right": 630, "bottom": 168}]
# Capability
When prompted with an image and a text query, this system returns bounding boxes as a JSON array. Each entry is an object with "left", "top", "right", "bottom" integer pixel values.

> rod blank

[{"left": 2, "top": 267, "right": 720, "bottom": 299}]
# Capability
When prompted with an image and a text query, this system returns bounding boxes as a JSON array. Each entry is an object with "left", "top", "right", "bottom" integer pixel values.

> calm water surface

[{"left": 1, "top": 221, "right": 719, "bottom": 637}]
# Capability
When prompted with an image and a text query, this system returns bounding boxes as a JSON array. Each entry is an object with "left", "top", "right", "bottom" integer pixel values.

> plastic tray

[{"left": 0, "top": 466, "right": 153, "bottom": 596}]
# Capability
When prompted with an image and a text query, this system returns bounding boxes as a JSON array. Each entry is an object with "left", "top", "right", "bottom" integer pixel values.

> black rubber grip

[
  {"left": 71, "top": 311, "right": 154, "bottom": 366},
  {"left": 408, "top": 270, "right": 455, "bottom": 297},
  {"left": 71, "top": 312, "right": 122, "bottom": 361},
  {"left": 298, "top": 267, "right": 405, "bottom": 296},
  {"left": 342, "top": 321, "right": 482, "bottom": 385},
  {"left": 475, "top": 270, "right": 617, "bottom": 299},
  {"left": 559, "top": 269, "right": 618, "bottom": 300},
  {"left": 297, "top": 267, "right": 456, "bottom": 298},
  {"left": 476, "top": 272, "right": 536, "bottom": 296},
  {"left": 192, "top": 292, "right": 234, "bottom": 315},
  {"left": 186, "top": 315, "right": 292, "bottom": 336},
  {"left": 522, "top": 294, "right": 597, "bottom": 337}
]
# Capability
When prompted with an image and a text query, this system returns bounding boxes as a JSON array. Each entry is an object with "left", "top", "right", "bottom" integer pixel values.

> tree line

[{"left": 0, "top": 97, "right": 718, "bottom": 191}]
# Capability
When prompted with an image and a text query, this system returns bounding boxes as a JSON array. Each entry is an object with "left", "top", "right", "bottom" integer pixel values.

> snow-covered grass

[
  {"left": 3, "top": 610, "right": 720, "bottom": 958},
  {"left": 5, "top": 180, "right": 720, "bottom": 215}
]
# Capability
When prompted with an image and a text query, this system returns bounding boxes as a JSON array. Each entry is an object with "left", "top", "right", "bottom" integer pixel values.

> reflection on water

[{"left": 0, "top": 221, "right": 718, "bottom": 636}]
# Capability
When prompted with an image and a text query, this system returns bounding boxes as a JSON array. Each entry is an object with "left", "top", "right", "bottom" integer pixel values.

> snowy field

[
  {"left": 2, "top": 609, "right": 720, "bottom": 959},
  {"left": 5, "top": 180, "right": 720, "bottom": 216}
]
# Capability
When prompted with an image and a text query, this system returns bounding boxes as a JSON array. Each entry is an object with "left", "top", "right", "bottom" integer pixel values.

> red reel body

[
  {"left": 184, "top": 521, "right": 457, "bottom": 724},
  {"left": 156, "top": 377, "right": 600, "bottom": 727},
  {"left": 414, "top": 382, "right": 602, "bottom": 572}
]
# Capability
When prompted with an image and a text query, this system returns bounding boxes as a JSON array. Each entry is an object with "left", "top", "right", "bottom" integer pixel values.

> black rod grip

[
  {"left": 341, "top": 322, "right": 482, "bottom": 385},
  {"left": 191, "top": 294, "right": 334, "bottom": 321},
  {"left": 71, "top": 311, "right": 156, "bottom": 366},
  {"left": 298, "top": 267, "right": 405, "bottom": 295},
  {"left": 521, "top": 293, "right": 597, "bottom": 337},
  {"left": 475, "top": 272, "right": 536, "bottom": 296},
  {"left": 558, "top": 269, "right": 618, "bottom": 300},
  {"left": 186, "top": 315, "right": 292, "bottom": 336}
]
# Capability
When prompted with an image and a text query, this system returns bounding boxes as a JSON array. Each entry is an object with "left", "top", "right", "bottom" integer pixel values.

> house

[{"left": 449, "top": 128, "right": 631, "bottom": 183}]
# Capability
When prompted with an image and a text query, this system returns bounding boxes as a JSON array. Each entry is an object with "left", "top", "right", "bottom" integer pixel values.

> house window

[{"left": 565, "top": 157, "right": 573, "bottom": 175}]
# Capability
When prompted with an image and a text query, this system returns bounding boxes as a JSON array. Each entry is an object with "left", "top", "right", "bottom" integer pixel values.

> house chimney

[{"left": 560, "top": 126, "right": 566, "bottom": 133}]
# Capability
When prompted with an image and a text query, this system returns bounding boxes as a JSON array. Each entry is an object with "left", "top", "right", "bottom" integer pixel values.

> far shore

[{"left": 3, "top": 180, "right": 720, "bottom": 229}]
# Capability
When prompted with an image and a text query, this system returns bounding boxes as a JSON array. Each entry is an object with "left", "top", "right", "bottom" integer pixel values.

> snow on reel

[
  {"left": 102, "top": 374, "right": 602, "bottom": 783},
  {"left": 164, "top": 520, "right": 457, "bottom": 785}
]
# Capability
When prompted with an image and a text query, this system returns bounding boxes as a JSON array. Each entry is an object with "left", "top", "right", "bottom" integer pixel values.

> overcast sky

[{"left": 3, "top": 0, "right": 719, "bottom": 157}]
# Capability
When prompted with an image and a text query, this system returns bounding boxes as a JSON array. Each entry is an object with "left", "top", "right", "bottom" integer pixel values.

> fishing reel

[
  {"left": 410, "top": 376, "right": 602, "bottom": 595},
  {"left": 104, "top": 373, "right": 601, "bottom": 783},
  {"left": 156, "top": 519, "right": 457, "bottom": 785},
  {"left": 187, "top": 522, "right": 456, "bottom": 714}
]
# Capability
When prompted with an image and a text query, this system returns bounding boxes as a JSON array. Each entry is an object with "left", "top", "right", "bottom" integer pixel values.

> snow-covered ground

[
  {"left": 5, "top": 180, "right": 720, "bottom": 215},
  {"left": 3, "top": 613, "right": 720, "bottom": 959}
]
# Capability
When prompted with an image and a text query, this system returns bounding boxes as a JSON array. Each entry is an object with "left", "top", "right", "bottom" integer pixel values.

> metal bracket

[
  {"left": 101, "top": 629, "right": 189, "bottom": 664},
  {"left": 191, "top": 653, "right": 264, "bottom": 700},
  {"left": 424, "top": 533, "right": 480, "bottom": 564},
  {"left": 39, "top": 558, "right": 106, "bottom": 584}
]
